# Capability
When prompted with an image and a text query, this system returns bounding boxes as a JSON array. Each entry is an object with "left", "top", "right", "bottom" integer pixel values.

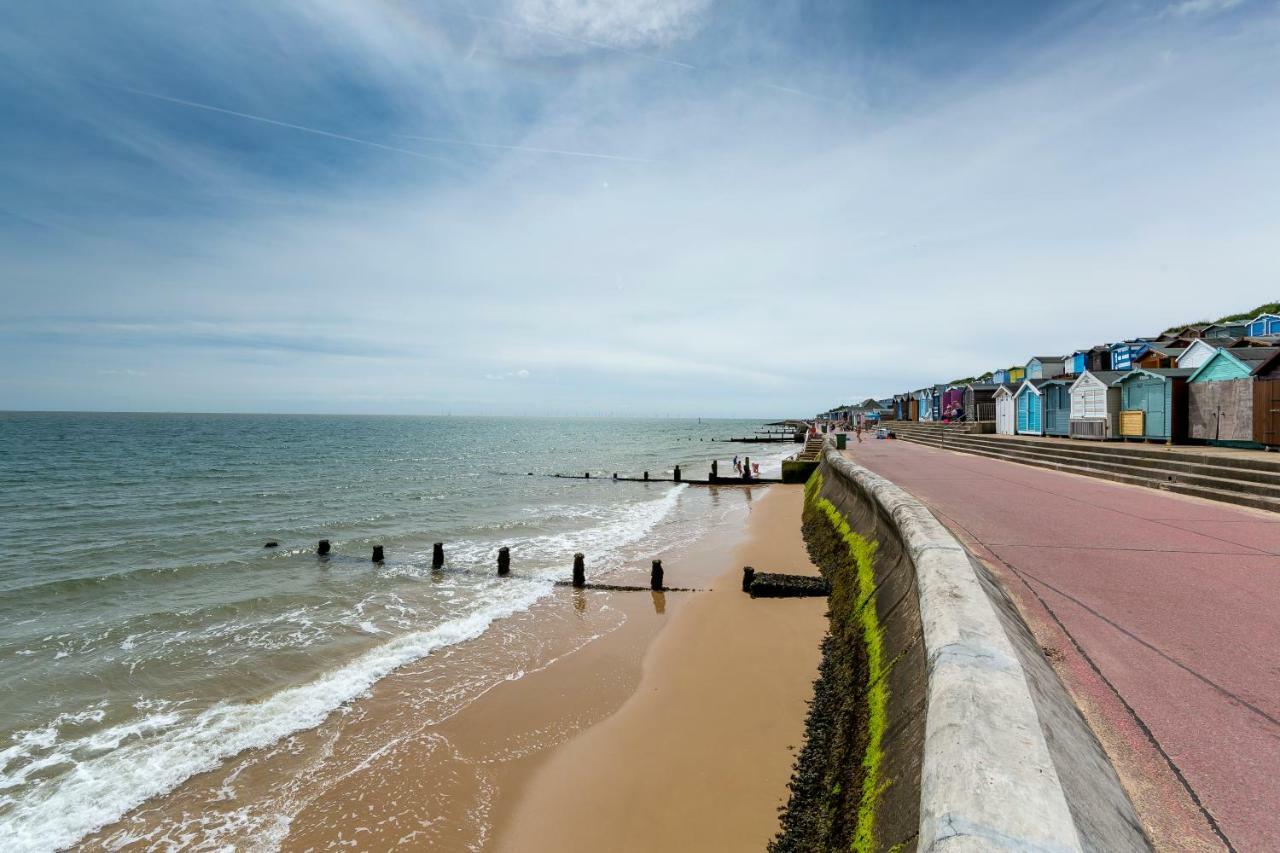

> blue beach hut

[
  {"left": 1026, "top": 356, "right": 1066, "bottom": 380},
  {"left": 1246, "top": 313, "right": 1280, "bottom": 338},
  {"left": 1042, "top": 379, "right": 1073, "bottom": 436},
  {"left": 1014, "top": 379, "right": 1048, "bottom": 436}
]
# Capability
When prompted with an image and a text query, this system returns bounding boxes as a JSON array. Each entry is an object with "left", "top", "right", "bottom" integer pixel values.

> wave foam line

[{"left": 2, "top": 484, "right": 688, "bottom": 852}]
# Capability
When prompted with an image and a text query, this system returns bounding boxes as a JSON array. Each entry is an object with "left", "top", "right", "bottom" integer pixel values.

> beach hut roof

[
  {"left": 1147, "top": 345, "right": 1188, "bottom": 357},
  {"left": 1013, "top": 378, "right": 1049, "bottom": 397},
  {"left": 1187, "top": 346, "right": 1280, "bottom": 382},
  {"left": 1116, "top": 367, "right": 1195, "bottom": 383},
  {"left": 1070, "top": 369, "right": 1126, "bottom": 390}
]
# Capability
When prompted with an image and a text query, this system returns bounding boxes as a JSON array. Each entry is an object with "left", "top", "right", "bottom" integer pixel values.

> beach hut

[
  {"left": 1246, "top": 313, "right": 1280, "bottom": 338},
  {"left": 994, "top": 385, "right": 1016, "bottom": 435},
  {"left": 1187, "top": 348, "right": 1280, "bottom": 446},
  {"left": 1014, "top": 379, "right": 1048, "bottom": 436},
  {"left": 915, "top": 388, "right": 933, "bottom": 421},
  {"left": 1008, "top": 366, "right": 1026, "bottom": 384},
  {"left": 963, "top": 383, "right": 998, "bottom": 423},
  {"left": 992, "top": 368, "right": 1011, "bottom": 385},
  {"left": 931, "top": 384, "right": 947, "bottom": 421},
  {"left": 1025, "top": 356, "right": 1067, "bottom": 380},
  {"left": 1254, "top": 354, "right": 1280, "bottom": 447},
  {"left": 1069, "top": 370, "right": 1125, "bottom": 440},
  {"left": 1116, "top": 368, "right": 1193, "bottom": 442},
  {"left": 1176, "top": 339, "right": 1220, "bottom": 371},
  {"left": 941, "top": 387, "right": 965, "bottom": 420},
  {"left": 1109, "top": 341, "right": 1150, "bottom": 371},
  {"left": 1042, "top": 379, "right": 1073, "bottom": 436},
  {"left": 1204, "top": 321, "right": 1248, "bottom": 339},
  {"left": 1137, "top": 346, "right": 1187, "bottom": 369}
]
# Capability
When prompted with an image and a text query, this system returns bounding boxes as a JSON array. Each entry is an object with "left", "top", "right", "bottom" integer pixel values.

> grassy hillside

[{"left": 1163, "top": 301, "right": 1279, "bottom": 334}]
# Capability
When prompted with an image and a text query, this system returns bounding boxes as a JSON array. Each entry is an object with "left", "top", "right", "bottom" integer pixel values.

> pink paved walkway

[{"left": 845, "top": 438, "right": 1280, "bottom": 852}]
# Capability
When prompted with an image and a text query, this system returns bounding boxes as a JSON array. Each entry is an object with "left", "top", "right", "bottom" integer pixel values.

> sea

[{"left": 0, "top": 413, "right": 795, "bottom": 851}]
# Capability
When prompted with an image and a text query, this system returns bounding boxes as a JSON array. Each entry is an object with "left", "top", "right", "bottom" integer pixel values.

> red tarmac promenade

[{"left": 844, "top": 437, "right": 1279, "bottom": 852}]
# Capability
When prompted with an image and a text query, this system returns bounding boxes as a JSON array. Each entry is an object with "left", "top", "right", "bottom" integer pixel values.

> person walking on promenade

[{"left": 855, "top": 418, "right": 864, "bottom": 443}]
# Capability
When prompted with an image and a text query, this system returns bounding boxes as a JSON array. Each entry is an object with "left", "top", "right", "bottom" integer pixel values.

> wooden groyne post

[
  {"left": 710, "top": 460, "right": 718, "bottom": 481},
  {"left": 651, "top": 559, "right": 664, "bottom": 591},
  {"left": 674, "top": 465, "right": 682, "bottom": 483},
  {"left": 498, "top": 546, "right": 510, "bottom": 576},
  {"left": 573, "top": 553, "right": 586, "bottom": 588},
  {"left": 318, "top": 539, "right": 331, "bottom": 556},
  {"left": 742, "top": 566, "right": 755, "bottom": 592},
  {"left": 372, "top": 545, "right": 384, "bottom": 563},
  {"left": 432, "top": 542, "right": 444, "bottom": 568}
]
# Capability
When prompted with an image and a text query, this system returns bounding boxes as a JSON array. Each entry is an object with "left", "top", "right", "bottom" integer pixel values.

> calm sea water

[{"left": 0, "top": 413, "right": 792, "bottom": 851}]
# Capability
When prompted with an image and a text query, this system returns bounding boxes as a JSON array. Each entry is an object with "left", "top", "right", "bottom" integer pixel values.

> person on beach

[
  {"left": 855, "top": 419, "right": 864, "bottom": 443},
  {"left": 751, "top": 462, "right": 760, "bottom": 477},
  {"left": 733, "top": 454, "right": 741, "bottom": 475}
]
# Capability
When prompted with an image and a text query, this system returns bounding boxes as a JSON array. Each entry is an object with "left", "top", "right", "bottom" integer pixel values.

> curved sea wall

[{"left": 772, "top": 442, "right": 1148, "bottom": 852}]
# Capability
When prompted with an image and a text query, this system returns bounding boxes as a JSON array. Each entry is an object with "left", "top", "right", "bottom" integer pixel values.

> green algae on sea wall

[{"left": 770, "top": 471, "right": 889, "bottom": 852}]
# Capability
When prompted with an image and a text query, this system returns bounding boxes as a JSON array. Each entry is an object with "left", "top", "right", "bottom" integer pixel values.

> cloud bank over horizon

[{"left": 1, "top": 0, "right": 1277, "bottom": 416}]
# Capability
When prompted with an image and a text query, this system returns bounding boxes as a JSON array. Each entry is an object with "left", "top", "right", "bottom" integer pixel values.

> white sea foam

[{"left": 0, "top": 484, "right": 688, "bottom": 852}]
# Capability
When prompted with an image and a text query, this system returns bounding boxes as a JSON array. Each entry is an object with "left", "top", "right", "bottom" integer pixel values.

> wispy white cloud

[
  {"left": 1162, "top": 0, "right": 1244, "bottom": 17},
  {"left": 503, "top": 0, "right": 710, "bottom": 56}
]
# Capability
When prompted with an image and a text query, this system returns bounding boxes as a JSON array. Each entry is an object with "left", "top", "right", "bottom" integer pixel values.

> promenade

[{"left": 844, "top": 437, "right": 1279, "bottom": 852}]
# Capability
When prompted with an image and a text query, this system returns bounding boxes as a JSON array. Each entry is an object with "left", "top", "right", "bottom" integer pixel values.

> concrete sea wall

[{"left": 775, "top": 442, "right": 1148, "bottom": 851}]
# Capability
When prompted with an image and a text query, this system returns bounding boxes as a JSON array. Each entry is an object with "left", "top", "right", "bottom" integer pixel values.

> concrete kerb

[{"left": 823, "top": 445, "right": 1087, "bottom": 852}]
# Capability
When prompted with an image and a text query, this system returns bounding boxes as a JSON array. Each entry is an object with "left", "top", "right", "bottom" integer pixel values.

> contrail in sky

[
  {"left": 112, "top": 86, "right": 453, "bottom": 163},
  {"left": 114, "top": 85, "right": 648, "bottom": 165},
  {"left": 396, "top": 133, "right": 651, "bottom": 162}
]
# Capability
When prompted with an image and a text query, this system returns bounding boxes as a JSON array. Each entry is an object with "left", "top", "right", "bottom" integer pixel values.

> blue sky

[{"left": 1, "top": 0, "right": 1276, "bottom": 415}]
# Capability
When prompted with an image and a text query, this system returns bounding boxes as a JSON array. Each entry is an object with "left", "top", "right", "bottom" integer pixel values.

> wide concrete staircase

[{"left": 887, "top": 422, "right": 1280, "bottom": 513}]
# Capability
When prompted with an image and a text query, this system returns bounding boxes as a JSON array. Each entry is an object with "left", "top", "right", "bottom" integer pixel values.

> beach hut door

[
  {"left": 1143, "top": 381, "right": 1167, "bottom": 437},
  {"left": 1257, "top": 380, "right": 1280, "bottom": 446}
]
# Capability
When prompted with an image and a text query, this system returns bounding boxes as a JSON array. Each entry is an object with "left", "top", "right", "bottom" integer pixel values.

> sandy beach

[
  {"left": 493, "top": 483, "right": 826, "bottom": 852},
  {"left": 74, "top": 481, "right": 825, "bottom": 852}
]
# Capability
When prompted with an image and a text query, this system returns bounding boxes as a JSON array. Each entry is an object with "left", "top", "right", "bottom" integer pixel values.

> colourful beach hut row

[{"left": 872, "top": 313, "right": 1280, "bottom": 445}]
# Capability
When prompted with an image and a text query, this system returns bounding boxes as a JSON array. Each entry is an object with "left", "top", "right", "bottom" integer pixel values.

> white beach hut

[
  {"left": 993, "top": 384, "right": 1016, "bottom": 435},
  {"left": 1068, "top": 370, "right": 1124, "bottom": 440},
  {"left": 1176, "top": 339, "right": 1220, "bottom": 371}
]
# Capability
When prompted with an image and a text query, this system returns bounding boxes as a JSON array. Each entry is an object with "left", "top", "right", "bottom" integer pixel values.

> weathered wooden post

[
  {"left": 743, "top": 456, "right": 752, "bottom": 481},
  {"left": 318, "top": 539, "right": 331, "bottom": 556},
  {"left": 585, "top": 472, "right": 590, "bottom": 478},
  {"left": 710, "top": 460, "right": 718, "bottom": 481},
  {"left": 572, "top": 553, "right": 586, "bottom": 588},
  {"left": 264, "top": 541, "right": 278, "bottom": 548},
  {"left": 742, "top": 566, "right": 755, "bottom": 592},
  {"left": 674, "top": 465, "right": 682, "bottom": 482},
  {"left": 372, "top": 545, "right": 384, "bottom": 563},
  {"left": 432, "top": 542, "right": 444, "bottom": 568},
  {"left": 612, "top": 472, "right": 618, "bottom": 480},
  {"left": 643, "top": 471, "right": 649, "bottom": 481},
  {"left": 651, "top": 559, "right": 664, "bottom": 591},
  {"left": 497, "top": 546, "right": 510, "bottom": 576}
]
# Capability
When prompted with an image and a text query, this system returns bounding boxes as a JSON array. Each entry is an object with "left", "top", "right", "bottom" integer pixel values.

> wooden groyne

[{"left": 551, "top": 473, "right": 783, "bottom": 486}]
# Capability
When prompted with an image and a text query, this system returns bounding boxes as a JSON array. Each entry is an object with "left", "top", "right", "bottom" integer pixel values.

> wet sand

[{"left": 493, "top": 484, "right": 827, "bottom": 852}]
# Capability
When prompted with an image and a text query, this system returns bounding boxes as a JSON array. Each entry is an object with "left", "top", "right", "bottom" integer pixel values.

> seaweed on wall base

[{"left": 770, "top": 471, "right": 889, "bottom": 852}]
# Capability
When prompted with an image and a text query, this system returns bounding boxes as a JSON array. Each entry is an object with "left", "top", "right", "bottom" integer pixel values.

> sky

[{"left": 1, "top": 0, "right": 1277, "bottom": 417}]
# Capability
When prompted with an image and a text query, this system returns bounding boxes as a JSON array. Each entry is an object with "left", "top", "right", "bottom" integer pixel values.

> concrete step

[
  {"left": 941, "top": 433, "right": 1280, "bottom": 483},
  {"left": 895, "top": 433, "right": 1280, "bottom": 514}
]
